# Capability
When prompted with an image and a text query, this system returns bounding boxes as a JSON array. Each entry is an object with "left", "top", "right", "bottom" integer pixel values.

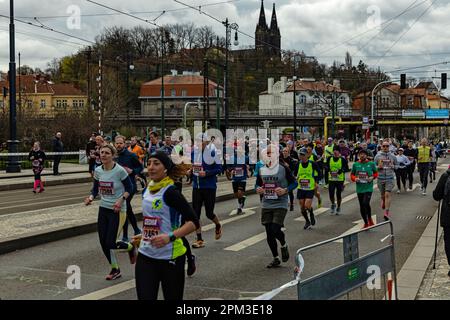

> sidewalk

[
  {"left": 0, "top": 177, "right": 256, "bottom": 255},
  {"left": 0, "top": 163, "right": 88, "bottom": 179},
  {"left": 416, "top": 236, "right": 450, "bottom": 300}
]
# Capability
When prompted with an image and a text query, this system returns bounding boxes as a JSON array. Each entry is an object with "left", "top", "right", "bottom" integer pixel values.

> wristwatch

[{"left": 168, "top": 231, "right": 176, "bottom": 242}]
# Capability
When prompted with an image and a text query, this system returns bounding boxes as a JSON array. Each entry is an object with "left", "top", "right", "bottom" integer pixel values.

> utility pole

[
  {"left": 223, "top": 18, "right": 239, "bottom": 131},
  {"left": 161, "top": 28, "right": 165, "bottom": 137},
  {"left": 126, "top": 52, "right": 130, "bottom": 124},
  {"left": 6, "top": 0, "right": 20, "bottom": 173},
  {"left": 18, "top": 51, "right": 21, "bottom": 121},
  {"left": 98, "top": 54, "right": 102, "bottom": 135},
  {"left": 293, "top": 54, "right": 299, "bottom": 141}
]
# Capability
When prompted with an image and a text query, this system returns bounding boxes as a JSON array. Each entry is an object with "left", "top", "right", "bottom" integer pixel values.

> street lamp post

[
  {"left": 223, "top": 18, "right": 239, "bottom": 132},
  {"left": 293, "top": 54, "right": 300, "bottom": 141},
  {"left": 161, "top": 28, "right": 166, "bottom": 137},
  {"left": 7, "top": 0, "right": 20, "bottom": 173},
  {"left": 371, "top": 80, "right": 392, "bottom": 143}
]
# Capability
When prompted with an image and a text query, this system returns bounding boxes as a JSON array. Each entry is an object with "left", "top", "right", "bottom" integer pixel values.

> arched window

[{"left": 299, "top": 95, "right": 306, "bottom": 104}]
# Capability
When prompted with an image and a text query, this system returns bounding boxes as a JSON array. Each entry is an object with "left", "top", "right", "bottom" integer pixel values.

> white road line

[
  {"left": 202, "top": 208, "right": 257, "bottom": 232},
  {"left": 72, "top": 279, "right": 135, "bottom": 300},
  {"left": 224, "top": 233, "right": 267, "bottom": 251},
  {"left": 294, "top": 207, "right": 330, "bottom": 222},
  {"left": 334, "top": 216, "right": 378, "bottom": 243},
  {"left": 229, "top": 207, "right": 259, "bottom": 217},
  {"left": 0, "top": 196, "right": 86, "bottom": 211}
]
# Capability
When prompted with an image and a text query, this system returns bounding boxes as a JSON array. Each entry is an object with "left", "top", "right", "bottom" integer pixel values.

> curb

[
  {"left": 0, "top": 171, "right": 87, "bottom": 180},
  {"left": 0, "top": 189, "right": 256, "bottom": 255},
  {"left": 396, "top": 206, "right": 443, "bottom": 300},
  {"left": 0, "top": 176, "right": 93, "bottom": 192}
]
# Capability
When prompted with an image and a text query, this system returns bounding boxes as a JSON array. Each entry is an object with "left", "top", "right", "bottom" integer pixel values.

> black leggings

[
  {"left": 122, "top": 191, "right": 140, "bottom": 238},
  {"left": 264, "top": 223, "right": 286, "bottom": 258},
  {"left": 135, "top": 253, "right": 186, "bottom": 300},
  {"left": 444, "top": 227, "right": 450, "bottom": 266},
  {"left": 430, "top": 162, "right": 437, "bottom": 181},
  {"left": 418, "top": 163, "right": 430, "bottom": 190},
  {"left": 192, "top": 189, "right": 217, "bottom": 221},
  {"left": 329, "top": 182, "right": 344, "bottom": 205},
  {"left": 407, "top": 162, "right": 415, "bottom": 188},
  {"left": 97, "top": 207, "right": 130, "bottom": 265},
  {"left": 395, "top": 168, "right": 407, "bottom": 190},
  {"left": 288, "top": 190, "right": 294, "bottom": 205},
  {"left": 357, "top": 192, "right": 372, "bottom": 224}
]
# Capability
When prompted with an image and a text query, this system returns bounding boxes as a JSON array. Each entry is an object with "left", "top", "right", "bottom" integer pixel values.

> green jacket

[{"left": 351, "top": 160, "right": 378, "bottom": 193}]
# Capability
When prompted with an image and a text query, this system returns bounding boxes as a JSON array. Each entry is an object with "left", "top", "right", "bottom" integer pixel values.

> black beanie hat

[{"left": 149, "top": 151, "right": 174, "bottom": 172}]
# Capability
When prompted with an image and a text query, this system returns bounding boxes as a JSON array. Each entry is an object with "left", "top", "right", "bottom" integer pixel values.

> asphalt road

[{"left": 0, "top": 159, "right": 447, "bottom": 300}]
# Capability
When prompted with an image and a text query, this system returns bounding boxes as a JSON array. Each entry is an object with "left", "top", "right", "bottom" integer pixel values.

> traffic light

[
  {"left": 368, "top": 119, "right": 377, "bottom": 129},
  {"left": 441, "top": 73, "right": 447, "bottom": 90},
  {"left": 400, "top": 74, "right": 406, "bottom": 89}
]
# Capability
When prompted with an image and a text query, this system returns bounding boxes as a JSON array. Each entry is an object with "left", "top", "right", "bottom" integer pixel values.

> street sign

[
  {"left": 425, "top": 109, "right": 449, "bottom": 119},
  {"left": 402, "top": 110, "right": 425, "bottom": 119},
  {"left": 362, "top": 117, "right": 369, "bottom": 124},
  {"left": 362, "top": 125, "right": 369, "bottom": 130}
]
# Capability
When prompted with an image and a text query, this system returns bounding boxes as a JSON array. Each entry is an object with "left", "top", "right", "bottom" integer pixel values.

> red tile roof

[
  {"left": 0, "top": 75, "right": 85, "bottom": 96},
  {"left": 286, "top": 80, "right": 348, "bottom": 93},
  {"left": 142, "top": 75, "right": 219, "bottom": 87}
]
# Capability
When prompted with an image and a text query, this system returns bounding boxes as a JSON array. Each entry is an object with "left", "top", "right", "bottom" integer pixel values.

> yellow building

[
  {"left": 0, "top": 75, "right": 88, "bottom": 117},
  {"left": 426, "top": 94, "right": 450, "bottom": 109}
]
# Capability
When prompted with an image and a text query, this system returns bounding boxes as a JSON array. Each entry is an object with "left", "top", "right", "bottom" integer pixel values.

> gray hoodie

[{"left": 374, "top": 151, "right": 398, "bottom": 180}]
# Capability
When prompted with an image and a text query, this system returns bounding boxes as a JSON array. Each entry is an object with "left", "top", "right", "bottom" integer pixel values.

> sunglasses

[{"left": 382, "top": 145, "right": 389, "bottom": 148}]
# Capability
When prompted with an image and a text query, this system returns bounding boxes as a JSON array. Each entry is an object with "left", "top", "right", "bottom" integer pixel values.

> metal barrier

[
  {"left": 253, "top": 220, "right": 398, "bottom": 300},
  {"left": 295, "top": 220, "right": 398, "bottom": 300}
]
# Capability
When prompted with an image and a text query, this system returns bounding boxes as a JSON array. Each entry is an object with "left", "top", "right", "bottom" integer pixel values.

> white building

[{"left": 259, "top": 77, "right": 352, "bottom": 117}]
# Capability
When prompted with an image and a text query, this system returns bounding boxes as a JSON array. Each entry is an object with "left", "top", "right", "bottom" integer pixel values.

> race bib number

[
  {"left": 382, "top": 159, "right": 392, "bottom": 169},
  {"left": 142, "top": 216, "right": 162, "bottom": 246},
  {"left": 299, "top": 179, "right": 311, "bottom": 190},
  {"left": 234, "top": 167, "right": 244, "bottom": 177},
  {"left": 193, "top": 163, "right": 203, "bottom": 176},
  {"left": 263, "top": 183, "right": 278, "bottom": 199},
  {"left": 99, "top": 181, "right": 114, "bottom": 195},
  {"left": 357, "top": 171, "right": 369, "bottom": 183},
  {"left": 330, "top": 171, "right": 339, "bottom": 180}
]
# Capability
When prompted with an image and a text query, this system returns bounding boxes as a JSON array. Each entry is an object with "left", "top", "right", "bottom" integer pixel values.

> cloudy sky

[{"left": 1, "top": 0, "right": 449, "bottom": 86}]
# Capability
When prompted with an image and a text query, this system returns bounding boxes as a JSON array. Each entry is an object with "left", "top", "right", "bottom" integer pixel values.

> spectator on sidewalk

[
  {"left": 432, "top": 166, "right": 450, "bottom": 278},
  {"left": 52, "top": 132, "right": 63, "bottom": 176},
  {"left": 86, "top": 133, "right": 97, "bottom": 177}
]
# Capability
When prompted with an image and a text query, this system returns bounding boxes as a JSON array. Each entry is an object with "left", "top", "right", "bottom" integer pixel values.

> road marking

[
  {"left": 72, "top": 279, "right": 135, "bottom": 300},
  {"left": 229, "top": 207, "right": 259, "bottom": 216},
  {"left": 0, "top": 196, "right": 87, "bottom": 211},
  {"left": 202, "top": 208, "right": 257, "bottom": 232},
  {"left": 0, "top": 192, "right": 88, "bottom": 209},
  {"left": 224, "top": 232, "right": 267, "bottom": 251},
  {"left": 334, "top": 216, "right": 378, "bottom": 243}
]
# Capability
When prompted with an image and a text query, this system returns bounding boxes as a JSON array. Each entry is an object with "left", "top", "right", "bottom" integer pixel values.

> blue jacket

[
  {"left": 191, "top": 148, "right": 222, "bottom": 189},
  {"left": 116, "top": 148, "right": 144, "bottom": 191}
]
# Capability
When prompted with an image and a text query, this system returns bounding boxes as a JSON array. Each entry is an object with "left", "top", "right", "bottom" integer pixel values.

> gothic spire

[
  {"left": 270, "top": 3, "right": 279, "bottom": 31},
  {"left": 257, "top": 0, "right": 268, "bottom": 30}
]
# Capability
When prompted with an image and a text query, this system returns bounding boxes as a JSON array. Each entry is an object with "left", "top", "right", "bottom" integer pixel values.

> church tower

[
  {"left": 255, "top": 0, "right": 269, "bottom": 55},
  {"left": 269, "top": 3, "right": 281, "bottom": 58}
]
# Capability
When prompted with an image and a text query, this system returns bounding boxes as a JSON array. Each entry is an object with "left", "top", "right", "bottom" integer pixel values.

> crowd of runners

[{"left": 31, "top": 130, "right": 440, "bottom": 300}]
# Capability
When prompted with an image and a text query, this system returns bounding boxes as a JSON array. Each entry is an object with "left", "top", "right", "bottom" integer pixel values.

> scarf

[{"left": 147, "top": 176, "right": 174, "bottom": 193}]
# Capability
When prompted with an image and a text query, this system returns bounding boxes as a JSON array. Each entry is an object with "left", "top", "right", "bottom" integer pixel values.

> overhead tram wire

[
  {"left": 386, "top": 61, "right": 450, "bottom": 73},
  {"left": 315, "top": 0, "right": 430, "bottom": 56},
  {"left": 375, "top": 0, "right": 438, "bottom": 65},
  {"left": 0, "top": 14, "right": 95, "bottom": 44},
  {"left": 17, "top": 0, "right": 242, "bottom": 19}
]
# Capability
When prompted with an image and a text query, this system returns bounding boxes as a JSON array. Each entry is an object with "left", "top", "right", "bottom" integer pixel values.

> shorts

[
  {"left": 261, "top": 208, "right": 288, "bottom": 226},
  {"left": 377, "top": 179, "right": 394, "bottom": 193},
  {"left": 232, "top": 181, "right": 246, "bottom": 193},
  {"left": 297, "top": 189, "right": 315, "bottom": 199}
]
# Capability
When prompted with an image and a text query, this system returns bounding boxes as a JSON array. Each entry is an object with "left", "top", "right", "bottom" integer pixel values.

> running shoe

[
  {"left": 303, "top": 221, "right": 312, "bottom": 230},
  {"left": 362, "top": 223, "right": 369, "bottom": 230},
  {"left": 318, "top": 198, "right": 322, "bottom": 208},
  {"left": 187, "top": 255, "right": 197, "bottom": 277},
  {"left": 128, "top": 246, "right": 137, "bottom": 264},
  {"left": 38, "top": 188, "right": 45, "bottom": 193},
  {"left": 105, "top": 268, "right": 121, "bottom": 280},
  {"left": 309, "top": 211, "right": 316, "bottom": 226},
  {"left": 396, "top": 190, "right": 401, "bottom": 194},
  {"left": 290, "top": 203, "right": 294, "bottom": 212},
  {"left": 422, "top": 190, "right": 427, "bottom": 196},
  {"left": 330, "top": 203, "right": 336, "bottom": 215},
  {"left": 192, "top": 240, "right": 205, "bottom": 248},
  {"left": 383, "top": 211, "right": 391, "bottom": 221},
  {"left": 368, "top": 218, "right": 375, "bottom": 227},
  {"left": 266, "top": 257, "right": 281, "bottom": 268},
  {"left": 32, "top": 189, "right": 36, "bottom": 194},
  {"left": 237, "top": 208, "right": 242, "bottom": 215},
  {"left": 215, "top": 224, "right": 222, "bottom": 240},
  {"left": 281, "top": 245, "right": 290, "bottom": 262},
  {"left": 336, "top": 207, "right": 341, "bottom": 215}
]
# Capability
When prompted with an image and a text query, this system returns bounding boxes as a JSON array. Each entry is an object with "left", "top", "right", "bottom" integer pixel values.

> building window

[
  {"left": 339, "top": 96, "right": 346, "bottom": 105},
  {"left": 73, "top": 100, "right": 79, "bottom": 108},
  {"left": 40, "top": 100, "right": 46, "bottom": 109},
  {"left": 299, "top": 95, "right": 306, "bottom": 104},
  {"left": 62, "top": 100, "right": 68, "bottom": 108},
  {"left": 181, "top": 89, "right": 187, "bottom": 97},
  {"left": 407, "top": 96, "right": 413, "bottom": 106},
  {"left": 27, "top": 100, "right": 33, "bottom": 108},
  {"left": 56, "top": 100, "right": 62, "bottom": 108},
  {"left": 313, "top": 96, "right": 320, "bottom": 104},
  {"left": 79, "top": 100, "right": 85, "bottom": 108}
]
